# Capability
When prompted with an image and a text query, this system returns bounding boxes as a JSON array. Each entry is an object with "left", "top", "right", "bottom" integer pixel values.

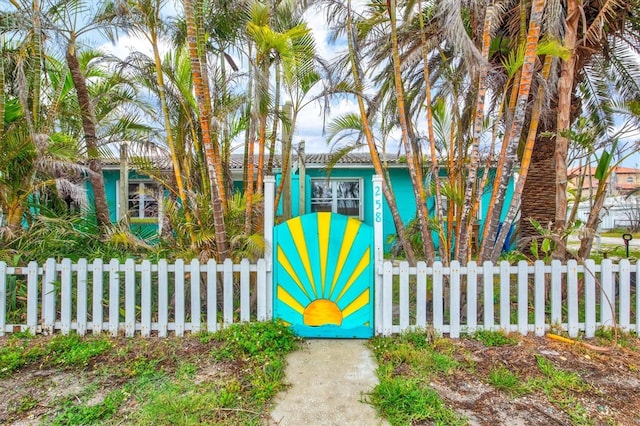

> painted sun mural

[{"left": 273, "top": 212, "right": 373, "bottom": 338}]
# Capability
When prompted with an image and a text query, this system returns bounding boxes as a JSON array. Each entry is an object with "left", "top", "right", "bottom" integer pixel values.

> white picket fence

[
  {"left": 1, "top": 258, "right": 638, "bottom": 338},
  {"left": 376, "top": 258, "right": 639, "bottom": 338},
  {"left": 0, "top": 258, "right": 269, "bottom": 337}
]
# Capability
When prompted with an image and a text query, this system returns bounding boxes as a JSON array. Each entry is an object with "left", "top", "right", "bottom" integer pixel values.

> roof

[{"left": 101, "top": 152, "right": 405, "bottom": 171}]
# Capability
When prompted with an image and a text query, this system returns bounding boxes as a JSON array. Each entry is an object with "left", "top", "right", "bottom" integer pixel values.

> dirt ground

[
  {"left": 1, "top": 333, "right": 640, "bottom": 425},
  {"left": 429, "top": 335, "right": 640, "bottom": 426}
]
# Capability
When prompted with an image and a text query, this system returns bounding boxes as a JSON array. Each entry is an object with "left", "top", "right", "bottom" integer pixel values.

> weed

[
  {"left": 211, "top": 320, "right": 300, "bottom": 362},
  {"left": 7, "top": 395, "right": 39, "bottom": 414},
  {"left": 45, "top": 334, "right": 112, "bottom": 367},
  {"left": 473, "top": 329, "right": 519, "bottom": 347},
  {"left": 487, "top": 365, "right": 530, "bottom": 396},
  {"left": 369, "top": 377, "right": 466, "bottom": 425}
]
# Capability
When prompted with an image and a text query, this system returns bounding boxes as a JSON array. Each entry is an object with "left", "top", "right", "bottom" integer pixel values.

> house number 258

[{"left": 374, "top": 185, "right": 382, "bottom": 223}]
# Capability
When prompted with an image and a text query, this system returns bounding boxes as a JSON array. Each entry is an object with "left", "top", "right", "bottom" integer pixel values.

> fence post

[
  {"left": 224, "top": 258, "right": 234, "bottom": 325},
  {"left": 399, "top": 261, "right": 410, "bottom": 332},
  {"left": 240, "top": 259, "right": 250, "bottom": 322},
  {"left": 483, "top": 261, "right": 495, "bottom": 331},
  {"left": 499, "top": 261, "right": 510, "bottom": 332},
  {"left": 382, "top": 261, "right": 393, "bottom": 336},
  {"left": 257, "top": 259, "right": 266, "bottom": 321},
  {"left": 158, "top": 259, "right": 168, "bottom": 337},
  {"left": 372, "top": 175, "right": 384, "bottom": 335},
  {"left": 550, "top": 260, "right": 562, "bottom": 327},
  {"left": 433, "top": 262, "right": 444, "bottom": 333},
  {"left": 264, "top": 176, "right": 275, "bottom": 320},
  {"left": 416, "top": 262, "right": 428, "bottom": 329}
]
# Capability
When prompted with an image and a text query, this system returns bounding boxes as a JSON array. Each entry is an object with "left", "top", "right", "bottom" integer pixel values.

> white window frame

[
  {"left": 310, "top": 178, "right": 363, "bottom": 220},
  {"left": 128, "top": 181, "right": 161, "bottom": 221}
]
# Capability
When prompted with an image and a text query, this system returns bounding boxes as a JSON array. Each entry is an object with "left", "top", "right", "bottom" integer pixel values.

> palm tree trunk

[
  {"left": 387, "top": 0, "right": 436, "bottom": 263},
  {"left": 456, "top": 0, "right": 494, "bottom": 262},
  {"left": 347, "top": 0, "right": 416, "bottom": 264},
  {"left": 554, "top": 0, "right": 579, "bottom": 260},
  {"left": 418, "top": 0, "right": 447, "bottom": 262},
  {"left": 483, "top": 0, "right": 547, "bottom": 263},
  {"left": 491, "top": 55, "right": 553, "bottom": 259},
  {"left": 184, "top": 0, "right": 229, "bottom": 260},
  {"left": 66, "top": 43, "right": 111, "bottom": 230}
]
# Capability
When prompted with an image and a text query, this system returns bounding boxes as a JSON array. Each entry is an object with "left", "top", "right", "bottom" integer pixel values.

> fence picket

[
  {"left": 158, "top": 259, "right": 168, "bottom": 337},
  {"left": 223, "top": 259, "right": 233, "bottom": 326},
  {"left": 0, "top": 262, "right": 6, "bottom": 335},
  {"left": 534, "top": 260, "right": 545, "bottom": 336},
  {"left": 175, "top": 259, "right": 185, "bottom": 336},
  {"left": 567, "top": 260, "right": 579, "bottom": 337},
  {"left": 257, "top": 259, "right": 266, "bottom": 321},
  {"left": 125, "top": 259, "right": 136, "bottom": 337},
  {"left": 109, "top": 259, "right": 120, "bottom": 336},
  {"left": 450, "top": 261, "right": 461, "bottom": 338},
  {"left": 483, "top": 261, "right": 494, "bottom": 331},
  {"left": 27, "top": 261, "right": 39, "bottom": 334},
  {"left": 416, "top": 262, "right": 427, "bottom": 329},
  {"left": 191, "top": 259, "right": 201, "bottom": 333},
  {"left": 601, "top": 259, "right": 614, "bottom": 327},
  {"left": 60, "top": 258, "right": 72, "bottom": 335},
  {"left": 43, "top": 258, "right": 57, "bottom": 334},
  {"left": 433, "top": 262, "right": 444, "bottom": 333},
  {"left": 584, "top": 259, "right": 597, "bottom": 338},
  {"left": 399, "top": 261, "right": 409, "bottom": 331},
  {"left": 551, "top": 260, "right": 562, "bottom": 327},
  {"left": 92, "top": 259, "right": 104, "bottom": 334},
  {"left": 77, "top": 259, "right": 88, "bottom": 336},
  {"left": 240, "top": 259, "right": 250, "bottom": 322},
  {"left": 517, "top": 261, "right": 528, "bottom": 336},
  {"left": 206, "top": 260, "right": 217, "bottom": 332},
  {"left": 467, "top": 261, "right": 478, "bottom": 334},
  {"left": 382, "top": 261, "right": 393, "bottom": 336},
  {"left": 619, "top": 259, "right": 631, "bottom": 332},
  {"left": 141, "top": 260, "right": 151, "bottom": 337},
  {"left": 499, "top": 261, "right": 510, "bottom": 332}
]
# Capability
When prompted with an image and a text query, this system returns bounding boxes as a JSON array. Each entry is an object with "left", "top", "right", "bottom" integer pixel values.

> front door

[{"left": 273, "top": 212, "right": 373, "bottom": 338}]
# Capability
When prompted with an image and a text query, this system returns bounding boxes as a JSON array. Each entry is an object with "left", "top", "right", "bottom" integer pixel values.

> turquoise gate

[{"left": 273, "top": 212, "right": 374, "bottom": 338}]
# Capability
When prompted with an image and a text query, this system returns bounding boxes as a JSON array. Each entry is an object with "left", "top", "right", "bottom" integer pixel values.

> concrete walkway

[{"left": 269, "top": 339, "right": 389, "bottom": 426}]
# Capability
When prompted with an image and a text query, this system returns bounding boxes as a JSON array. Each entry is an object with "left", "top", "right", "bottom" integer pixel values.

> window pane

[
  {"left": 336, "top": 181, "right": 359, "bottom": 199},
  {"left": 337, "top": 200, "right": 359, "bottom": 216},
  {"left": 311, "top": 202, "right": 332, "bottom": 213},
  {"left": 312, "top": 181, "right": 330, "bottom": 198}
]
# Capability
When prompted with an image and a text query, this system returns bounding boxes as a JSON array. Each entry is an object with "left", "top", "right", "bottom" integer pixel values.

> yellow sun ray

[
  {"left": 287, "top": 217, "right": 317, "bottom": 297},
  {"left": 277, "top": 285, "right": 305, "bottom": 315},
  {"left": 318, "top": 213, "right": 331, "bottom": 297},
  {"left": 277, "top": 245, "right": 311, "bottom": 300},
  {"left": 336, "top": 247, "right": 370, "bottom": 303},
  {"left": 329, "top": 218, "right": 361, "bottom": 298},
  {"left": 342, "top": 288, "right": 370, "bottom": 319}
]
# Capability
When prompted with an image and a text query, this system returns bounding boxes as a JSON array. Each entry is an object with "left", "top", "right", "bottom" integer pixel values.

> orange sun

[{"left": 303, "top": 299, "right": 343, "bottom": 326}]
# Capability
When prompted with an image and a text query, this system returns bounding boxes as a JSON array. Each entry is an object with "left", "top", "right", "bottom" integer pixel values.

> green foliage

[
  {"left": 46, "top": 334, "right": 112, "bottom": 367},
  {"left": 51, "top": 388, "right": 127, "bottom": 425},
  {"left": 472, "top": 330, "right": 519, "bottom": 347},
  {"left": 0, "top": 335, "right": 45, "bottom": 377},
  {"left": 211, "top": 321, "right": 300, "bottom": 362},
  {"left": 368, "top": 377, "right": 466, "bottom": 425},
  {"left": 487, "top": 365, "right": 530, "bottom": 396}
]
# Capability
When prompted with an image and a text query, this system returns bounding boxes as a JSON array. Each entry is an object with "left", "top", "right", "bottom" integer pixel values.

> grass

[
  {"left": 1, "top": 321, "right": 301, "bottom": 425},
  {"left": 368, "top": 331, "right": 467, "bottom": 425}
]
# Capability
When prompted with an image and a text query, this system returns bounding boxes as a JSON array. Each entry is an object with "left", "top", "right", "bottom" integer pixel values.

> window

[
  {"left": 311, "top": 179, "right": 362, "bottom": 219},
  {"left": 128, "top": 182, "right": 160, "bottom": 220}
]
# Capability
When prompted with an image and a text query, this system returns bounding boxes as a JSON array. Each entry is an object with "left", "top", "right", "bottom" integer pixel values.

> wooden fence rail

[{"left": 1, "top": 258, "right": 638, "bottom": 338}]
